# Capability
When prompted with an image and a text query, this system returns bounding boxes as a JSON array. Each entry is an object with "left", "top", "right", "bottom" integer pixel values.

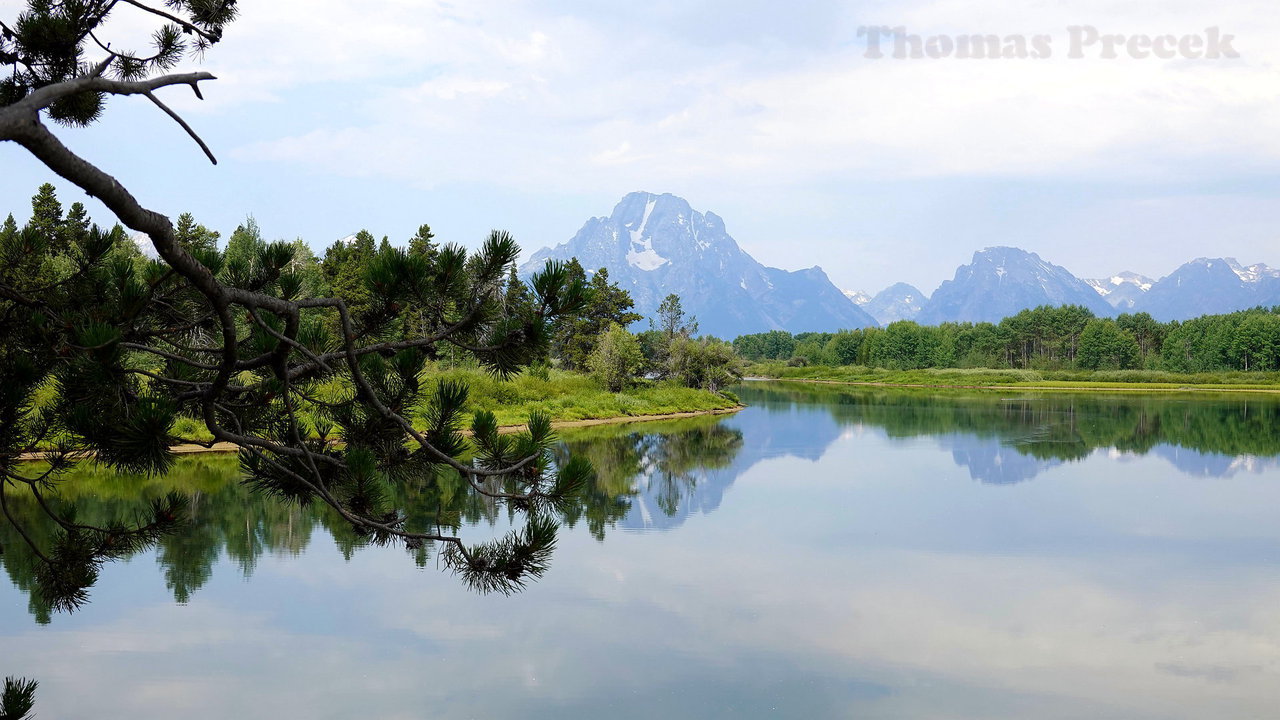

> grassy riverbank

[
  {"left": 746, "top": 363, "right": 1280, "bottom": 393},
  {"left": 168, "top": 366, "right": 741, "bottom": 443}
]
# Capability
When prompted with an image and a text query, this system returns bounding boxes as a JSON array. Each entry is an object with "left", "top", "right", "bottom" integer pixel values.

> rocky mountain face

[
  {"left": 916, "top": 247, "right": 1114, "bottom": 325},
  {"left": 1133, "top": 258, "right": 1280, "bottom": 321},
  {"left": 861, "top": 282, "right": 927, "bottom": 326},
  {"left": 520, "top": 192, "right": 876, "bottom": 338},
  {"left": 843, "top": 289, "right": 872, "bottom": 305},
  {"left": 1085, "top": 272, "right": 1155, "bottom": 311}
]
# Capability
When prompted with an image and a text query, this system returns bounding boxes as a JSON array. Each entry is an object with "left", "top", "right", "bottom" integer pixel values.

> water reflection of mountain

[
  {"left": 942, "top": 436, "right": 1064, "bottom": 485},
  {"left": 562, "top": 401, "right": 863, "bottom": 531},
  {"left": 559, "top": 417, "right": 750, "bottom": 532},
  {"left": 735, "top": 382, "right": 1280, "bottom": 484},
  {"left": 1151, "top": 445, "right": 1280, "bottom": 478}
]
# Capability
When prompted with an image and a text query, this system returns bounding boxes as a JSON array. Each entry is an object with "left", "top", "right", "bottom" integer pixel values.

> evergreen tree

[
  {"left": 174, "top": 212, "right": 220, "bottom": 252},
  {"left": 1, "top": 1, "right": 595, "bottom": 610},
  {"left": 26, "top": 183, "right": 64, "bottom": 250},
  {"left": 322, "top": 230, "right": 376, "bottom": 318},
  {"left": 553, "top": 264, "right": 643, "bottom": 369},
  {"left": 222, "top": 216, "right": 265, "bottom": 269},
  {"left": 0, "top": 676, "right": 37, "bottom": 720},
  {"left": 408, "top": 224, "right": 437, "bottom": 261}
]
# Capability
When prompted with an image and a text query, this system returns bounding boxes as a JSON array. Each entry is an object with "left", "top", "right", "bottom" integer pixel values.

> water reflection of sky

[{"left": 5, "top": 385, "right": 1280, "bottom": 719}]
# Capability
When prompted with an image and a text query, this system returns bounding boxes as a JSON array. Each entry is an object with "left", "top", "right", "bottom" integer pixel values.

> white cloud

[
  {"left": 9, "top": 0, "right": 1278, "bottom": 293},
  {"left": 211, "top": 0, "right": 1280, "bottom": 198}
]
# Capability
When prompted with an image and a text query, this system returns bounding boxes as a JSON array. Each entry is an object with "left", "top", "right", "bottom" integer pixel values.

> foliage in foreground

[
  {"left": 0, "top": 0, "right": 606, "bottom": 608},
  {"left": 2, "top": 417, "right": 745, "bottom": 622}
]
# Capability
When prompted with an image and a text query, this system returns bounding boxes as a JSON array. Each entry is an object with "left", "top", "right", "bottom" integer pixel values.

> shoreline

[
  {"left": 743, "top": 376, "right": 1280, "bottom": 395},
  {"left": 15, "top": 406, "right": 745, "bottom": 462}
]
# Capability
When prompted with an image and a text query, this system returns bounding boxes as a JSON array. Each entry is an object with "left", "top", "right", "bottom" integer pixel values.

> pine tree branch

[
  {"left": 1, "top": 59, "right": 560, "bottom": 564},
  {"left": 144, "top": 90, "right": 216, "bottom": 163},
  {"left": 118, "top": 0, "right": 220, "bottom": 43}
]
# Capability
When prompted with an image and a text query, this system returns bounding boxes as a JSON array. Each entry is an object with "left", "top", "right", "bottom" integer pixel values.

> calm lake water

[{"left": 5, "top": 382, "right": 1280, "bottom": 719}]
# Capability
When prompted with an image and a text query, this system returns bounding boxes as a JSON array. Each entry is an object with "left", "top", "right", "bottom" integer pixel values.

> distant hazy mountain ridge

[
  {"left": 915, "top": 247, "right": 1114, "bottom": 325},
  {"left": 1131, "top": 258, "right": 1280, "bottom": 321},
  {"left": 845, "top": 283, "right": 928, "bottom": 326}
]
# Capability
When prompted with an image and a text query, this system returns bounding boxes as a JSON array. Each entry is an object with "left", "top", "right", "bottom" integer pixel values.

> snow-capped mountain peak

[
  {"left": 1085, "top": 271, "right": 1155, "bottom": 310},
  {"left": 843, "top": 290, "right": 872, "bottom": 305},
  {"left": 519, "top": 192, "right": 876, "bottom": 336},
  {"left": 1224, "top": 258, "right": 1280, "bottom": 283}
]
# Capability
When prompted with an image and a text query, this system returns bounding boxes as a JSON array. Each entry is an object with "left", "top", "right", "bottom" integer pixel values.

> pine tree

[
  {"left": 26, "top": 183, "right": 64, "bottom": 252},
  {"left": 553, "top": 264, "right": 643, "bottom": 369},
  {"left": 408, "top": 224, "right": 437, "bottom": 260},
  {"left": 0, "top": 2, "right": 596, "bottom": 612},
  {"left": 174, "top": 212, "right": 220, "bottom": 252}
]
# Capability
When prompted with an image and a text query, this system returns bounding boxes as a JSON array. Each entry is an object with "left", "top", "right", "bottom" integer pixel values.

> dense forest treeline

[{"left": 732, "top": 304, "right": 1280, "bottom": 373}]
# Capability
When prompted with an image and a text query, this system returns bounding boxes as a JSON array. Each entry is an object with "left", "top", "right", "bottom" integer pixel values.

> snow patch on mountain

[
  {"left": 628, "top": 196, "right": 657, "bottom": 244},
  {"left": 844, "top": 290, "right": 872, "bottom": 305},
  {"left": 131, "top": 232, "right": 159, "bottom": 259},
  {"left": 1084, "top": 272, "right": 1155, "bottom": 310},
  {"left": 1225, "top": 258, "right": 1280, "bottom": 283},
  {"left": 626, "top": 237, "right": 669, "bottom": 271}
]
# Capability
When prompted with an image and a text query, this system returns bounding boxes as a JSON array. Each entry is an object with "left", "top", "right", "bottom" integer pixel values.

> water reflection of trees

[
  {"left": 737, "top": 383, "right": 1280, "bottom": 463},
  {"left": 1, "top": 417, "right": 744, "bottom": 621},
  {"left": 558, "top": 417, "right": 745, "bottom": 533}
]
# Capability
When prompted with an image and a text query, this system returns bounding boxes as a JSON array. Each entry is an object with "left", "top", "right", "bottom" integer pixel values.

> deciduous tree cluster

[{"left": 734, "top": 304, "right": 1280, "bottom": 373}]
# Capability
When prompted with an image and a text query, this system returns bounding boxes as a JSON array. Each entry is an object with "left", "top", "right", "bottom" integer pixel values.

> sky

[{"left": 2, "top": 0, "right": 1279, "bottom": 295}]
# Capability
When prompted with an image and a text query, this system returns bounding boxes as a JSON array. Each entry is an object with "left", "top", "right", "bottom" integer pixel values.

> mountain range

[
  {"left": 520, "top": 192, "right": 1280, "bottom": 336},
  {"left": 1127, "top": 258, "right": 1280, "bottom": 321},
  {"left": 520, "top": 192, "right": 876, "bottom": 338},
  {"left": 853, "top": 249, "right": 1280, "bottom": 326}
]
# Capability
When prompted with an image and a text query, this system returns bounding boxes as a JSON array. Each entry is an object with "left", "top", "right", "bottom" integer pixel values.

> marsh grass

[{"left": 156, "top": 365, "right": 739, "bottom": 446}]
